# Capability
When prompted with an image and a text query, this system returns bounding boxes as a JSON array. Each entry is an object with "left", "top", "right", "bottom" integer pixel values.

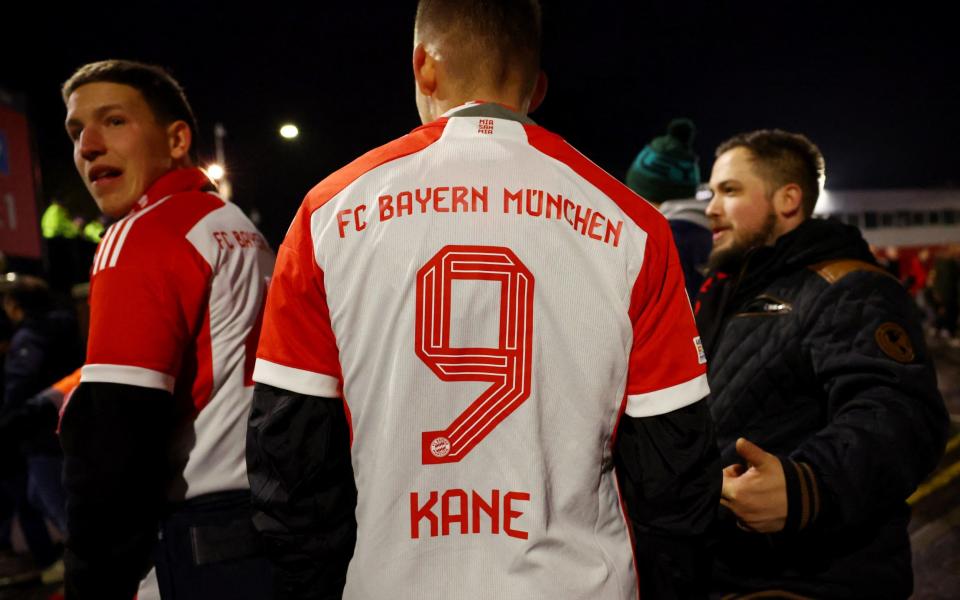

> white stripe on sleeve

[{"left": 625, "top": 373, "right": 709, "bottom": 418}]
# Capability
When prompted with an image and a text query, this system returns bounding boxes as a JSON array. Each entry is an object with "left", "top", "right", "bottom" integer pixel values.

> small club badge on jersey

[
  {"left": 430, "top": 437, "right": 451, "bottom": 458},
  {"left": 694, "top": 336, "right": 707, "bottom": 365},
  {"left": 875, "top": 322, "right": 915, "bottom": 363}
]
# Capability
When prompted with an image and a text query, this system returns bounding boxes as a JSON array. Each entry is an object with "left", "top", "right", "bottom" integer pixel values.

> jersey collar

[
  {"left": 441, "top": 101, "right": 536, "bottom": 125},
  {"left": 129, "top": 168, "right": 217, "bottom": 215}
]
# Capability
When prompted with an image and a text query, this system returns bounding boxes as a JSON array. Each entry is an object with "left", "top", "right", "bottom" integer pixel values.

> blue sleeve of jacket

[
  {"left": 3, "top": 328, "right": 48, "bottom": 408},
  {"left": 793, "top": 272, "right": 949, "bottom": 532}
]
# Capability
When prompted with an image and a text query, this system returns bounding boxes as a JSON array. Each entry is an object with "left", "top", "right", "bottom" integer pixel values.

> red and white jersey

[
  {"left": 81, "top": 168, "right": 274, "bottom": 501},
  {"left": 255, "top": 103, "right": 708, "bottom": 599}
]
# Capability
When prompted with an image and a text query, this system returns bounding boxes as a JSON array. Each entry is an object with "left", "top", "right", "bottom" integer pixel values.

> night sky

[{"left": 3, "top": 0, "right": 958, "bottom": 247}]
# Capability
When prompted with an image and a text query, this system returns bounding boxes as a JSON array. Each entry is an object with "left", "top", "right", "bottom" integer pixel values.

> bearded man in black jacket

[{"left": 696, "top": 129, "right": 948, "bottom": 599}]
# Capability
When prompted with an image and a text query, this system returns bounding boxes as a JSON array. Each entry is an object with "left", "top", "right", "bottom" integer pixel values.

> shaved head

[{"left": 415, "top": 0, "right": 542, "bottom": 99}]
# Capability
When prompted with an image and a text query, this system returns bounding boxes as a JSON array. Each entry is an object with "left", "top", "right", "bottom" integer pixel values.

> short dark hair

[
  {"left": 415, "top": 0, "right": 542, "bottom": 98},
  {"left": 1, "top": 274, "right": 52, "bottom": 318},
  {"left": 62, "top": 60, "right": 199, "bottom": 161},
  {"left": 716, "top": 129, "right": 825, "bottom": 217}
]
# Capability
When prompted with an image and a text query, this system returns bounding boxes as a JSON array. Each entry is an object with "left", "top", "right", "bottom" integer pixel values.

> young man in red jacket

[{"left": 61, "top": 60, "right": 274, "bottom": 600}]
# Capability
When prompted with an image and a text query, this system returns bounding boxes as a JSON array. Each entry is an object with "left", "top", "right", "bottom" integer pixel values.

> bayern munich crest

[{"left": 430, "top": 436, "right": 451, "bottom": 458}]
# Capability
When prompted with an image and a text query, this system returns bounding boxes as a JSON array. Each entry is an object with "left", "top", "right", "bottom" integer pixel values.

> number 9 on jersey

[{"left": 415, "top": 245, "right": 535, "bottom": 465}]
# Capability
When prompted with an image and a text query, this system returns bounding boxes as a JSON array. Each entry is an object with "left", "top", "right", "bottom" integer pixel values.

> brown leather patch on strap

[
  {"left": 876, "top": 322, "right": 916, "bottom": 363},
  {"left": 797, "top": 462, "right": 821, "bottom": 524},
  {"left": 791, "top": 461, "right": 811, "bottom": 530},
  {"left": 809, "top": 259, "right": 894, "bottom": 284}
]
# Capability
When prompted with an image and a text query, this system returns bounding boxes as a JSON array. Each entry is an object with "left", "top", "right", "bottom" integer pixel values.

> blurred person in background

[
  {"left": 40, "top": 200, "right": 99, "bottom": 296},
  {"left": 1, "top": 274, "right": 82, "bottom": 580},
  {"left": 626, "top": 118, "right": 711, "bottom": 300},
  {"left": 928, "top": 245, "right": 960, "bottom": 341}
]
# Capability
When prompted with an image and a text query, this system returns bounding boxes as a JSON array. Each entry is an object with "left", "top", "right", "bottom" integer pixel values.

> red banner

[{"left": 0, "top": 101, "right": 42, "bottom": 259}]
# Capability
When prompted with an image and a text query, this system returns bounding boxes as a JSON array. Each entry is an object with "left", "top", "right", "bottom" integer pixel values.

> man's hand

[{"left": 720, "top": 437, "right": 787, "bottom": 533}]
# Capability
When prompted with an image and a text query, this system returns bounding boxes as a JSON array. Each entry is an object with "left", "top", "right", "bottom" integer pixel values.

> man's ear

[
  {"left": 413, "top": 43, "right": 438, "bottom": 97},
  {"left": 528, "top": 70, "right": 548, "bottom": 113},
  {"left": 167, "top": 120, "right": 192, "bottom": 162},
  {"left": 774, "top": 183, "right": 804, "bottom": 219}
]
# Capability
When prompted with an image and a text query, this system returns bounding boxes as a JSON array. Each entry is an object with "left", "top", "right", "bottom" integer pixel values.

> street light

[
  {"left": 213, "top": 123, "right": 232, "bottom": 201},
  {"left": 280, "top": 124, "right": 299, "bottom": 140},
  {"left": 207, "top": 163, "right": 225, "bottom": 181}
]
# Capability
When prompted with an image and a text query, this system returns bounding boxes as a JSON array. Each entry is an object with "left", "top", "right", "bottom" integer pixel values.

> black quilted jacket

[{"left": 695, "top": 218, "right": 948, "bottom": 599}]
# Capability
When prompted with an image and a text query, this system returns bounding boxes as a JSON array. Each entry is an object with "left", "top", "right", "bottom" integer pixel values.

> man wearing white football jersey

[
  {"left": 61, "top": 60, "right": 274, "bottom": 599},
  {"left": 249, "top": 2, "right": 720, "bottom": 599}
]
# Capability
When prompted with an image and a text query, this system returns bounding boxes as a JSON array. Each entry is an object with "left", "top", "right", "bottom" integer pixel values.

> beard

[{"left": 707, "top": 210, "right": 777, "bottom": 272}]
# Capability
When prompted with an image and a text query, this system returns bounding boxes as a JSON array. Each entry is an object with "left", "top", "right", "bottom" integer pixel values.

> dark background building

[{"left": 2, "top": 0, "right": 958, "bottom": 247}]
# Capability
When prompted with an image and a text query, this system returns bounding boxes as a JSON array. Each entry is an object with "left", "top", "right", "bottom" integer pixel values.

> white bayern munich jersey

[
  {"left": 254, "top": 103, "right": 709, "bottom": 599},
  {"left": 80, "top": 168, "right": 275, "bottom": 501}
]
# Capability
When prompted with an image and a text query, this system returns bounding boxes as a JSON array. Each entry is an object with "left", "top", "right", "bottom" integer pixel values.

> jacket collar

[{"left": 129, "top": 168, "right": 216, "bottom": 215}]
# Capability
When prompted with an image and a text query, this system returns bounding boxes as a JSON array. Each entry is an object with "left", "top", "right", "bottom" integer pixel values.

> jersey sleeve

[
  {"left": 81, "top": 235, "right": 210, "bottom": 393},
  {"left": 247, "top": 383, "right": 356, "bottom": 597},
  {"left": 624, "top": 225, "right": 709, "bottom": 417},
  {"left": 253, "top": 201, "right": 342, "bottom": 397}
]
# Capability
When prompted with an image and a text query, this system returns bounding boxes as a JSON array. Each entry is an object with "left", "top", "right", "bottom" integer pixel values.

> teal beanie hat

[{"left": 626, "top": 118, "right": 701, "bottom": 203}]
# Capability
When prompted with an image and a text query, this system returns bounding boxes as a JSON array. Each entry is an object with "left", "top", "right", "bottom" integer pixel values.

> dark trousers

[
  {"left": 26, "top": 454, "right": 67, "bottom": 534},
  {"left": 0, "top": 467, "right": 57, "bottom": 566},
  {"left": 152, "top": 490, "right": 273, "bottom": 600}
]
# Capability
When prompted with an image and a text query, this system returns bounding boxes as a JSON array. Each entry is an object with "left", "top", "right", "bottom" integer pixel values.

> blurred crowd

[
  {"left": 1, "top": 270, "right": 84, "bottom": 597},
  {"left": 874, "top": 245, "right": 960, "bottom": 344}
]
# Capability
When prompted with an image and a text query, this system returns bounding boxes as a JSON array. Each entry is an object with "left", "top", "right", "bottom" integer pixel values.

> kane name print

[{"left": 410, "top": 488, "right": 530, "bottom": 540}]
